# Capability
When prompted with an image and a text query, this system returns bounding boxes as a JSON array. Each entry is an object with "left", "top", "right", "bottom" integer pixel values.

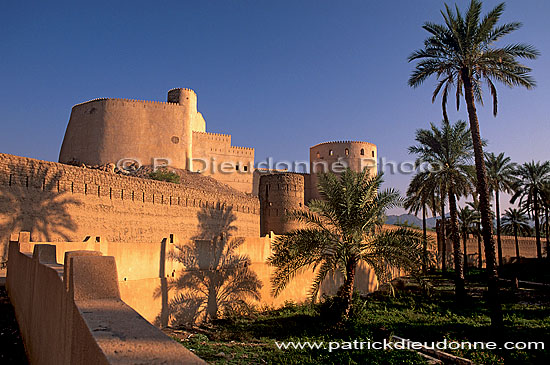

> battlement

[
  {"left": 167, "top": 87, "right": 196, "bottom": 95},
  {"left": 72, "top": 97, "right": 182, "bottom": 109},
  {"left": 310, "top": 140, "right": 377, "bottom": 148},
  {"left": 193, "top": 131, "right": 232, "bottom": 139}
]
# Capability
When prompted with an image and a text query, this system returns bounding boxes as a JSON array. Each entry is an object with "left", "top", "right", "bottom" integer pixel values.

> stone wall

[
  {"left": 6, "top": 235, "right": 204, "bottom": 364},
  {"left": 0, "top": 153, "right": 260, "bottom": 263}
]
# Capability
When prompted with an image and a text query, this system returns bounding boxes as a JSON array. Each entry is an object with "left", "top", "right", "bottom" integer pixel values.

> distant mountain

[{"left": 385, "top": 214, "right": 443, "bottom": 229}]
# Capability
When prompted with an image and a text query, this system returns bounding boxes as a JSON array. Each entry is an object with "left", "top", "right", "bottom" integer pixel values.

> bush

[{"left": 148, "top": 169, "right": 180, "bottom": 184}]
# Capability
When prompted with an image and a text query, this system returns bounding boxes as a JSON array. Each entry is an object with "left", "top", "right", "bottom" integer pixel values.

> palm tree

[
  {"left": 405, "top": 172, "right": 439, "bottom": 273},
  {"left": 268, "top": 169, "right": 424, "bottom": 321},
  {"left": 458, "top": 206, "right": 479, "bottom": 271},
  {"left": 502, "top": 208, "right": 531, "bottom": 260},
  {"left": 409, "top": 120, "right": 474, "bottom": 298},
  {"left": 466, "top": 199, "right": 494, "bottom": 270},
  {"left": 511, "top": 161, "right": 550, "bottom": 259},
  {"left": 408, "top": 0, "right": 539, "bottom": 327},
  {"left": 541, "top": 182, "right": 550, "bottom": 258},
  {"left": 485, "top": 152, "right": 516, "bottom": 267}
]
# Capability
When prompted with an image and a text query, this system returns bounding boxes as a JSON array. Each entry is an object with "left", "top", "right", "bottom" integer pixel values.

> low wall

[
  {"left": 15, "top": 232, "right": 377, "bottom": 327},
  {"left": 6, "top": 233, "right": 204, "bottom": 364}
]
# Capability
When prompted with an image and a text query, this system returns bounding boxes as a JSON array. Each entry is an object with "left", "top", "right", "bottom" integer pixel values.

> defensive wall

[
  {"left": 192, "top": 131, "right": 255, "bottom": 194},
  {"left": 11, "top": 233, "right": 378, "bottom": 328},
  {"left": 0, "top": 153, "right": 259, "bottom": 264},
  {"left": 6, "top": 233, "right": 204, "bottom": 364}
]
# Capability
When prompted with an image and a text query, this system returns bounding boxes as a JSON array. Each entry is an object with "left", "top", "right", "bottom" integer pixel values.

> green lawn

[{"left": 167, "top": 271, "right": 550, "bottom": 364}]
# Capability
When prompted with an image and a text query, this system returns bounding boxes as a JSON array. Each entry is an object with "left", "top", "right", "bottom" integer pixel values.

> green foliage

[
  {"left": 408, "top": 0, "right": 539, "bottom": 120},
  {"left": 268, "top": 169, "right": 425, "bottom": 321},
  {"left": 174, "top": 273, "right": 550, "bottom": 364},
  {"left": 148, "top": 168, "right": 180, "bottom": 183}
]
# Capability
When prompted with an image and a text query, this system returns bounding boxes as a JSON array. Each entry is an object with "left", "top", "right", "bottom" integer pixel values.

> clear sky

[{"left": 1, "top": 0, "right": 548, "bottom": 215}]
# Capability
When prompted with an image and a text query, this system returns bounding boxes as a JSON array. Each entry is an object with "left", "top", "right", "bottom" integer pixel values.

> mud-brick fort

[
  {"left": 0, "top": 88, "right": 540, "bottom": 363},
  {"left": 57, "top": 88, "right": 378, "bottom": 236}
]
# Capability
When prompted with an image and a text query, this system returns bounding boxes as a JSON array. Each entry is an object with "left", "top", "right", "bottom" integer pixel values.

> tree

[
  {"left": 540, "top": 182, "right": 550, "bottom": 258},
  {"left": 409, "top": 120, "right": 474, "bottom": 298},
  {"left": 466, "top": 199, "right": 493, "bottom": 270},
  {"left": 405, "top": 172, "right": 439, "bottom": 273},
  {"left": 408, "top": 0, "right": 538, "bottom": 327},
  {"left": 458, "top": 206, "right": 479, "bottom": 271},
  {"left": 501, "top": 208, "right": 531, "bottom": 260},
  {"left": 511, "top": 161, "right": 550, "bottom": 259},
  {"left": 268, "top": 169, "right": 424, "bottom": 321},
  {"left": 485, "top": 152, "right": 516, "bottom": 267}
]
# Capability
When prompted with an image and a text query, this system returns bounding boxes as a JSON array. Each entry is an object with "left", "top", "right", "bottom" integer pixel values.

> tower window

[
  {"left": 372, "top": 151, "right": 375, "bottom": 157},
  {"left": 316, "top": 152, "right": 320, "bottom": 158},
  {"left": 345, "top": 148, "right": 349, "bottom": 156},
  {"left": 329, "top": 150, "right": 333, "bottom": 156},
  {"left": 244, "top": 165, "right": 248, "bottom": 172},
  {"left": 236, "top": 165, "right": 239, "bottom": 171},
  {"left": 360, "top": 149, "right": 365, "bottom": 156}
]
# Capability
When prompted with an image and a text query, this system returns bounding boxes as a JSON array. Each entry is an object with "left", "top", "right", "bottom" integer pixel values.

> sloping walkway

[{"left": 0, "top": 281, "right": 28, "bottom": 364}]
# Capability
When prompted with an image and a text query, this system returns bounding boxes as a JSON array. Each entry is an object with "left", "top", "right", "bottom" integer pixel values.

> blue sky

[{"left": 1, "top": 0, "right": 548, "bottom": 215}]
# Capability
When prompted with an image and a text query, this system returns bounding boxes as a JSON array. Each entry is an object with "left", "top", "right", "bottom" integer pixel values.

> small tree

[
  {"left": 268, "top": 169, "right": 425, "bottom": 322},
  {"left": 149, "top": 168, "right": 181, "bottom": 184}
]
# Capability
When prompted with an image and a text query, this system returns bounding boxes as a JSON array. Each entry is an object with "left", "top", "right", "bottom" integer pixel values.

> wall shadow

[
  {"left": 155, "top": 206, "right": 261, "bottom": 326},
  {"left": 0, "top": 163, "right": 80, "bottom": 261}
]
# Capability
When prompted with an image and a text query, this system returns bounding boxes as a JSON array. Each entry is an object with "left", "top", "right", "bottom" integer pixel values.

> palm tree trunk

[
  {"left": 461, "top": 69, "right": 502, "bottom": 327},
  {"left": 422, "top": 204, "right": 427, "bottom": 273},
  {"left": 545, "top": 207, "right": 549, "bottom": 260},
  {"left": 463, "top": 230, "right": 468, "bottom": 272},
  {"left": 533, "top": 188, "right": 542, "bottom": 259},
  {"left": 477, "top": 228, "right": 483, "bottom": 269},
  {"left": 514, "top": 226, "right": 520, "bottom": 261},
  {"left": 496, "top": 189, "right": 503, "bottom": 266},
  {"left": 340, "top": 259, "right": 356, "bottom": 321},
  {"left": 440, "top": 195, "right": 447, "bottom": 273},
  {"left": 448, "top": 189, "right": 465, "bottom": 298}
]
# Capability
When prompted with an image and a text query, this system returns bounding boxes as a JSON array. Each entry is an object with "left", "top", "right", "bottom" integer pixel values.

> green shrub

[{"left": 148, "top": 169, "right": 180, "bottom": 184}]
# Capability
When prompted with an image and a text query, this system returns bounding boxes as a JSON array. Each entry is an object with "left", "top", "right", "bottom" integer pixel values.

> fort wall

[
  {"left": 192, "top": 131, "right": 254, "bottom": 193},
  {"left": 6, "top": 237, "right": 204, "bottom": 364},
  {"left": 259, "top": 173, "right": 305, "bottom": 235},
  {"left": 13, "top": 234, "right": 378, "bottom": 327},
  {"left": 0, "top": 153, "right": 260, "bottom": 263}
]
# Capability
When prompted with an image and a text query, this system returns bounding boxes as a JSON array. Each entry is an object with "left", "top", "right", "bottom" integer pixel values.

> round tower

[
  {"left": 308, "top": 141, "right": 377, "bottom": 201},
  {"left": 167, "top": 88, "right": 197, "bottom": 170},
  {"left": 259, "top": 173, "right": 305, "bottom": 235}
]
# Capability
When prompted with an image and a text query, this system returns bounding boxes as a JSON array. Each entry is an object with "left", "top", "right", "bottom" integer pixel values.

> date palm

[
  {"left": 511, "top": 161, "right": 550, "bottom": 259},
  {"left": 485, "top": 152, "right": 517, "bottom": 267},
  {"left": 502, "top": 208, "right": 531, "bottom": 260},
  {"left": 268, "top": 169, "right": 424, "bottom": 322},
  {"left": 541, "top": 182, "right": 550, "bottom": 258},
  {"left": 466, "top": 200, "right": 485, "bottom": 269},
  {"left": 458, "top": 206, "right": 479, "bottom": 271},
  {"left": 408, "top": 0, "right": 538, "bottom": 327},
  {"left": 409, "top": 120, "right": 474, "bottom": 299},
  {"left": 405, "top": 172, "right": 439, "bottom": 273}
]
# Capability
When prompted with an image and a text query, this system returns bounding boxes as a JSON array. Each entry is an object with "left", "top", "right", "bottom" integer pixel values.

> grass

[{"left": 167, "top": 270, "right": 550, "bottom": 364}]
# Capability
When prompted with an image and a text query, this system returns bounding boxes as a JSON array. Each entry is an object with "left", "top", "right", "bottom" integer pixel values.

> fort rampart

[
  {"left": 0, "top": 153, "right": 259, "bottom": 262},
  {"left": 6, "top": 234, "right": 204, "bottom": 364}
]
